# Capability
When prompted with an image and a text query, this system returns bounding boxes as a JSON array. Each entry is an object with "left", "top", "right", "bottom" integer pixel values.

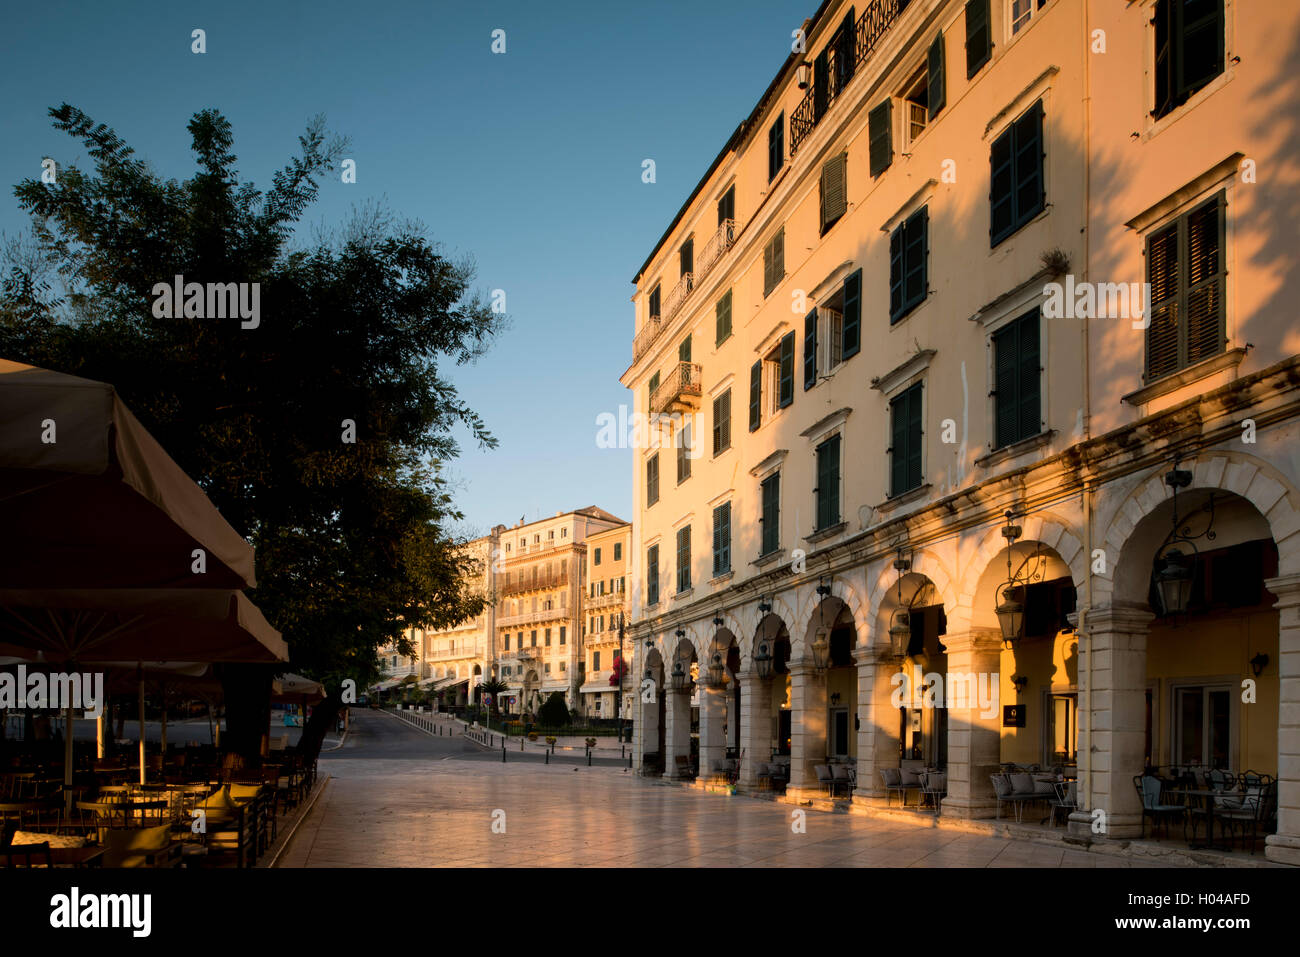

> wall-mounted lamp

[
  {"left": 1011, "top": 675, "right": 1028, "bottom": 694},
  {"left": 1250, "top": 653, "right": 1269, "bottom": 677},
  {"left": 796, "top": 61, "right": 811, "bottom": 90},
  {"left": 758, "top": 595, "right": 772, "bottom": 614}
]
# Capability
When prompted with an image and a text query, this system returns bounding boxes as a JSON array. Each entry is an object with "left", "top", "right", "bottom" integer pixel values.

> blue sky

[{"left": 0, "top": 0, "right": 809, "bottom": 535}]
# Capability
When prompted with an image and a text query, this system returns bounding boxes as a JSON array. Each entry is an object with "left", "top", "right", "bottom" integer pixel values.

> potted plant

[
  {"left": 585, "top": 736, "right": 597, "bottom": 749},
  {"left": 527, "top": 731, "right": 538, "bottom": 741},
  {"left": 545, "top": 735, "right": 557, "bottom": 748}
]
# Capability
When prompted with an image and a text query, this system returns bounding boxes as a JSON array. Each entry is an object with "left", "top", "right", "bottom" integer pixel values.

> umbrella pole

[
  {"left": 64, "top": 699, "right": 75, "bottom": 817},
  {"left": 96, "top": 707, "right": 105, "bottom": 760},
  {"left": 160, "top": 679, "right": 167, "bottom": 756},
  {"left": 138, "top": 668, "right": 146, "bottom": 786}
]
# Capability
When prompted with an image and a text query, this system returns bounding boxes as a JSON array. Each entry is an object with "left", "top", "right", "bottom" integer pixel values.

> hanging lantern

[
  {"left": 670, "top": 660, "right": 690, "bottom": 692},
  {"left": 796, "top": 62, "right": 812, "bottom": 90},
  {"left": 996, "top": 585, "right": 1025, "bottom": 648},
  {"left": 707, "top": 652, "right": 726, "bottom": 687},
  {"left": 754, "top": 640, "right": 774, "bottom": 679},
  {"left": 888, "top": 609, "right": 911, "bottom": 660},
  {"left": 811, "top": 630, "right": 830, "bottom": 672},
  {"left": 1154, "top": 548, "right": 1194, "bottom": 616}
]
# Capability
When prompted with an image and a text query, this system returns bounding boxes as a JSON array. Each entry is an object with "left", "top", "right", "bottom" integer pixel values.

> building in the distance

[
  {"left": 623, "top": 0, "right": 1300, "bottom": 865},
  {"left": 578, "top": 522, "right": 632, "bottom": 719}
]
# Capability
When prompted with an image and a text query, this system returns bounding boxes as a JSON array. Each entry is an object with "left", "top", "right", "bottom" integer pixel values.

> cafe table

[{"left": 1174, "top": 788, "right": 1235, "bottom": 850}]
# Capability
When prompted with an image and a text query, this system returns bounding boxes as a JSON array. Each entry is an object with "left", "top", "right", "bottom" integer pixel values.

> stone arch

[
  {"left": 957, "top": 511, "right": 1087, "bottom": 613},
  {"left": 792, "top": 578, "right": 867, "bottom": 657},
  {"left": 868, "top": 550, "right": 960, "bottom": 624},
  {"left": 1102, "top": 451, "right": 1300, "bottom": 604}
]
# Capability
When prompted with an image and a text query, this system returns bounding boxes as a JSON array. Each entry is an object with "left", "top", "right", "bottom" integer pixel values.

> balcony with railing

[
  {"left": 499, "top": 567, "right": 570, "bottom": 597},
  {"left": 790, "top": 0, "right": 907, "bottom": 156},
  {"left": 649, "top": 361, "right": 703, "bottom": 416},
  {"left": 697, "top": 219, "right": 736, "bottom": 283},
  {"left": 584, "top": 590, "right": 626, "bottom": 611},
  {"left": 497, "top": 605, "right": 568, "bottom": 628}
]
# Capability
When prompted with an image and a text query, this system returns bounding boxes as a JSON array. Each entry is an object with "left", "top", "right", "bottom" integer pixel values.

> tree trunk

[
  {"left": 297, "top": 691, "right": 342, "bottom": 767},
  {"left": 219, "top": 664, "right": 274, "bottom": 765}
]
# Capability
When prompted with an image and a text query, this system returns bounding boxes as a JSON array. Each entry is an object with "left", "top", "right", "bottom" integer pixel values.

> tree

[
  {"left": 478, "top": 677, "right": 508, "bottom": 716},
  {"left": 1, "top": 104, "right": 504, "bottom": 765},
  {"left": 537, "top": 691, "right": 570, "bottom": 728}
]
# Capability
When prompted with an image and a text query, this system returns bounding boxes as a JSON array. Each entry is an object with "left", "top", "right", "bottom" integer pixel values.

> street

[{"left": 277, "top": 710, "right": 1174, "bottom": 868}]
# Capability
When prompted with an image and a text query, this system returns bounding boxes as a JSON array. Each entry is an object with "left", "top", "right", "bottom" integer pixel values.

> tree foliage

[{"left": 1, "top": 104, "right": 504, "bottom": 761}]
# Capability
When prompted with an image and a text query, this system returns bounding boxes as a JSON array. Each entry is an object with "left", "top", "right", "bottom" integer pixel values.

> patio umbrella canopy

[
  {"left": 0, "top": 359, "right": 254, "bottom": 589},
  {"left": 272, "top": 672, "right": 326, "bottom": 705}
]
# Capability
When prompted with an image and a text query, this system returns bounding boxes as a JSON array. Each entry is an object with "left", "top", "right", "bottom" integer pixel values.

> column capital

[
  {"left": 941, "top": 629, "right": 1003, "bottom": 656},
  {"left": 1265, "top": 574, "right": 1300, "bottom": 605},
  {"left": 851, "top": 644, "right": 895, "bottom": 667},
  {"left": 787, "top": 660, "right": 816, "bottom": 678},
  {"left": 1080, "top": 601, "right": 1155, "bottom": 635}
]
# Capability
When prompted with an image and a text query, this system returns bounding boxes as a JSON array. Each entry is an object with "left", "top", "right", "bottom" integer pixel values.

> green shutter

[
  {"left": 1185, "top": 194, "right": 1224, "bottom": 366},
  {"left": 989, "top": 123, "right": 1015, "bottom": 244},
  {"left": 1145, "top": 221, "right": 1180, "bottom": 380},
  {"left": 804, "top": 308, "right": 818, "bottom": 390},
  {"left": 779, "top": 331, "right": 794, "bottom": 408},
  {"left": 842, "top": 269, "right": 861, "bottom": 359},
  {"left": 1179, "top": 0, "right": 1225, "bottom": 104},
  {"left": 712, "top": 390, "right": 730, "bottom": 456},
  {"left": 889, "top": 223, "right": 904, "bottom": 322},
  {"left": 761, "top": 473, "right": 780, "bottom": 555},
  {"left": 773, "top": 229, "right": 784, "bottom": 284},
  {"left": 965, "top": 0, "right": 991, "bottom": 78},
  {"left": 993, "top": 322, "right": 1019, "bottom": 448},
  {"left": 763, "top": 239, "right": 774, "bottom": 296},
  {"left": 647, "top": 544, "right": 658, "bottom": 604},
  {"left": 868, "top": 100, "right": 892, "bottom": 177},
  {"left": 820, "top": 153, "right": 847, "bottom": 233},
  {"left": 927, "top": 33, "right": 946, "bottom": 119},
  {"left": 890, "top": 391, "right": 908, "bottom": 496},
  {"left": 679, "top": 335, "right": 691, "bottom": 363},
  {"left": 816, "top": 436, "right": 840, "bottom": 529},
  {"left": 900, "top": 207, "right": 928, "bottom": 318},
  {"left": 906, "top": 385, "right": 923, "bottom": 491},
  {"left": 1153, "top": 0, "right": 1174, "bottom": 117},
  {"left": 715, "top": 290, "right": 732, "bottom": 345},
  {"left": 749, "top": 361, "right": 762, "bottom": 431},
  {"left": 647, "top": 370, "right": 660, "bottom": 412},
  {"left": 1018, "top": 311, "right": 1041, "bottom": 443},
  {"left": 814, "top": 49, "right": 829, "bottom": 120},
  {"left": 1013, "top": 101, "right": 1045, "bottom": 229}
]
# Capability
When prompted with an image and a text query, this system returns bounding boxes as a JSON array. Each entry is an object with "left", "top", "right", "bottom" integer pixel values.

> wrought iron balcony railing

[
  {"left": 790, "top": 0, "right": 906, "bottom": 156},
  {"left": 649, "top": 362, "right": 703, "bottom": 416},
  {"left": 497, "top": 605, "right": 568, "bottom": 628},
  {"left": 633, "top": 314, "right": 663, "bottom": 363},
  {"left": 499, "top": 568, "right": 569, "bottom": 597},
  {"left": 584, "top": 590, "right": 626, "bottom": 611},
  {"left": 696, "top": 219, "right": 736, "bottom": 285}
]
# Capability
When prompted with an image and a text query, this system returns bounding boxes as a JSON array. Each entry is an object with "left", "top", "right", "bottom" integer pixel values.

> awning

[
  {"left": 578, "top": 683, "right": 615, "bottom": 695},
  {"left": 0, "top": 359, "right": 256, "bottom": 589},
  {"left": 371, "top": 677, "right": 405, "bottom": 691},
  {"left": 272, "top": 672, "right": 325, "bottom": 704}
]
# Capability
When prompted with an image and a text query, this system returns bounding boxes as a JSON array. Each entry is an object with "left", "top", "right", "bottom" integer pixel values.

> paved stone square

[{"left": 278, "top": 711, "right": 1173, "bottom": 868}]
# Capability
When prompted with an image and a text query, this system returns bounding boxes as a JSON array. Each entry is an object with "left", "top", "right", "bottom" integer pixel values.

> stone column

[
  {"left": 853, "top": 645, "right": 902, "bottom": 807},
  {"left": 940, "top": 629, "right": 1004, "bottom": 820},
  {"left": 664, "top": 686, "right": 692, "bottom": 780},
  {"left": 698, "top": 681, "right": 725, "bottom": 780},
  {"left": 1266, "top": 575, "right": 1300, "bottom": 865},
  {"left": 634, "top": 674, "right": 657, "bottom": 774},
  {"left": 786, "top": 661, "right": 827, "bottom": 800},
  {"left": 1067, "top": 602, "right": 1152, "bottom": 841},
  {"left": 738, "top": 670, "right": 771, "bottom": 790}
]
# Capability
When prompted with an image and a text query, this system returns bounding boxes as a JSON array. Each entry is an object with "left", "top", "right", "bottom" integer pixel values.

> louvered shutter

[
  {"left": 1145, "top": 221, "right": 1180, "bottom": 380},
  {"left": 680, "top": 239, "right": 693, "bottom": 278},
  {"left": 903, "top": 208, "right": 928, "bottom": 312},
  {"left": 965, "top": 0, "right": 991, "bottom": 78},
  {"left": 749, "top": 361, "right": 762, "bottom": 431},
  {"left": 1014, "top": 101, "right": 1045, "bottom": 227},
  {"left": 716, "top": 290, "right": 732, "bottom": 345},
  {"left": 927, "top": 33, "right": 946, "bottom": 119},
  {"left": 814, "top": 50, "right": 830, "bottom": 120},
  {"left": 679, "top": 335, "right": 691, "bottom": 363},
  {"left": 889, "top": 223, "right": 905, "bottom": 322},
  {"left": 868, "top": 100, "right": 892, "bottom": 177},
  {"left": 804, "top": 309, "right": 818, "bottom": 390},
  {"left": 842, "top": 269, "right": 862, "bottom": 359},
  {"left": 761, "top": 474, "right": 780, "bottom": 555},
  {"left": 773, "top": 229, "right": 784, "bottom": 284},
  {"left": 817, "top": 437, "right": 839, "bottom": 530},
  {"left": 821, "top": 153, "right": 847, "bottom": 233},
  {"left": 778, "top": 332, "right": 795, "bottom": 408},
  {"left": 1017, "top": 312, "right": 1041, "bottom": 443},
  {"left": 990, "top": 124, "right": 1014, "bottom": 244},
  {"left": 763, "top": 240, "right": 774, "bottom": 297},
  {"left": 890, "top": 391, "right": 908, "bottom": 495},
  {"left": 906, "top": 386, "right": 923, "bottom": 491},
  {"left": 1185, "top": 194, "right": 1224, "bottom": 365},
  {"left": 1153, "top": 0, "right": 1174, "bottom": 117},
  {"left": 994, "top": 322, "right": 1018, "bottom": 448}
]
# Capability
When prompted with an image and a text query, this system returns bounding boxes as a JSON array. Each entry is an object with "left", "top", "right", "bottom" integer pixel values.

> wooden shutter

[
  {"left": 761, "top": 474, "right": 780, "bottom": 555},
  {"left": 769, "top": 117, "right": 783, "bottom": 181},
  {"left": 927, "top": 33, "right": 946, "bottom": 119},
  {"left": 680, "top": 239, "right": 693, "bottom": 278},
  {"left": 1185, "top": 194, "right": 1224, "bottom": 365},
  {"left": 718, "top": 185, "right": 735, "bottom": 226},
  {"left": 779, "top": 332, "right": 795, "bottom": 408},
  {"left": 646, "top": 453, "right": 659, "bottom": 506},
  {"left": 890, "top": 390, "right": 908, "bottom": 496},
  {"left": 903, "top": 207, "right": 928, "bottom": 314},
  {"left": 993, "top": 321, "right": 1019, "bottom": 448},
  {"left": 814, "top": 50, "right": 830, "bottom": 120},
  {"left": 647, "top": 545, "right": 658, "bottom": 604},
  {"left": 804, "top": 309, "right": 818, "bottom": 390},
  {"left": 1013, "top": 101, "right": 1045, "bottom": 229},
  {"left": 679, "top": 335, "right": 691, "bottom": 363},
  {"left": 906, "top": 385, "right": 923, "bottom": 491},
  {"left": 990, "top": 123, "right": 1014, "bottom": 244},
  {"left": 965, "top": 0, "right": 991, "bottom": 78},
  {"left": 716, "top": 289, "right": 732, "bottom": 344},
  {"left": 712, "top": 390, "right": 731, "bottom": 455},
  {"left": 763, "top": 239, "right": 774, "bottom": 296},
  {"left": 677, "top": 423, "right": 689, "bottom": 483},
  {"left": 749, "top": 361, "right": 762, "bottom": 431},
  {"left": 820, "top": 153, "right": 847, "bottom": 234},
  {"left": 817, "top": 435, "right": 840, "bottom": 529},
  {"left": 1017, "top": 311, "right": 1041, "bottom": 443},
  {"left": 842, "top": 269, "right": 862, "bottom": 359},
  {"left": 713, "top": 503, "right": 730, "bottom": 576},
  {"left": 868, "top": 100, "right": 892, "bottom": 177},
  {"left": 889, "top": 222, "right": 905, "bottom": 322},
  {"left": 1153, "top": 0, "right": 1174, "bottom": 117},
  {"left": 773, "top": 229, "right": 784, "bottom": 285},
  {"left": 1145, "top": 221, "right": 1180, "bottom": 380}
]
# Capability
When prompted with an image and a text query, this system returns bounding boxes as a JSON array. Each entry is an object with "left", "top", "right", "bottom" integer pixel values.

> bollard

[
  {"left": 545, "top": 750, "right": 549, "bottom": 765},
  {"left": 587, "top": 748, "right": 592, "bottom": 767},
  {"left": 501, "top": 742, "right": 506, "bottom": 763}
]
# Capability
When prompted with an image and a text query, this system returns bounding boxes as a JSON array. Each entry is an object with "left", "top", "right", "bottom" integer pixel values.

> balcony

[
  {"left": 499, "top": 568, "right": 569, "bottom": 597},
  {"left": 649, "top": 362, "right": 703, "bottom": 416},
  {"left": 584, "top": 590, "right": 626, "bottom": 611},
  {"left": 497, "top": 605, "right": 568, "bottom": 628},
  {"left": 633, "top": 272, "right": 693, "bottom": 364},
  {"left": 790, "top": 0, "right": 906, "bottom": 156},
  {"left": 696, "top": 219, "right": 736, "bottom": 283}
]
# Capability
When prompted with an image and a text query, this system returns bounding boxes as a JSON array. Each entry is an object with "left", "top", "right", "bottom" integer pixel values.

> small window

[
  {"left": 760, "top": 472, "right": 780, "bottom": 556},
  {"left": 545, "top": 663, "right": 551, "bottom": 674},
  {"left": 815, "top": 435, "right": 842, "bottom": 531},
  {"left": 868, "top": 99, "right": 893, "bottom": 177},
  {"left": 648, "top": 283, "right": 661, "bottom": 320},
  {"left": 763, "top": 228, "right": 785, "bottom": 298},
  {"left": 820, "top": 152, "right": 848, "bottom": 234},
  {"left": 992, "top": 308, "right": 1041, "bottom": 448},
  {"left": 647, "top": 545, "right": 660, "bottom": 605},
  {"left": 1153, "top": 0, "right": 1225, "bottom": 119},
  {"left": 965, "top": 0, "right": 993, "bottom": 78},
  {"left": 768, "top": 113, "right": 785, "bottom": 181},
  {"left": 594, "top": 651, "right": 601, "bottom": 672},
  {"left": 614, "top": 543, "right": 622, "bottom": 561},
  {"left": 716, "top": 289, "right": 732, "bottom": 345},
  {"left": 594, "top": 547, "right": 602, "bottom": 566},
  {"left": 717, "top": 185, "right": 735, "bottom": 227},
  {"left": 560, "top": 626, "right": 566, "bottom": 645},
  {"left": 713, "top": 502, "right": 732, "bottom": 577},
  {"left": 890, "top": 383, "right": 924, "bottom": 496},
  {"left": 530, "top": 630, "right": 537, "bottom": 647},
  {"left": 889, "top": 206, "right": 929, "bottom": 323},
  {"left": 680, "top": 238, "right": 694, "bottom": 279},
  {"left": 545, "top": 628, "right": 552, "bottom": 647},
  {"left": 712, "top": 389, "right": 732, "bottom": 456},
  {"left": 989, "top": 100, "right": 1045, "bottom": 247},
  {"left": 901, "top": 65, "right": 929, "bottom": 150},
  {"left": 646, "top": 453, "right": 660, "bottom": 506},
  {"left": 505, "top": 543, "right": 511, "bottom": 553},
  {"left": 1145, "top": 192, "right": 1226, "bottom": 381},
  {"left": 676, "top": 420, "right": 693, "bottom": 484},
  {"left": 676, "top": 526, "right": 692, "bottom": 593},
  {"left": 678, "top": 335, "right": 691, "bottom": 363}
]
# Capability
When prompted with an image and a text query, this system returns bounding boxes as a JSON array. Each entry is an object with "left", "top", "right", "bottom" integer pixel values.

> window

[
  {"left": 712, "top": 389, "right": 732, "bottom": 456},
  {"left": 594, "top": 547, "right": 602, "bottom": 567},
  {"left": 820, "top": 152, "right": 847, "bottom": 234},
  {"left": 992, "top": 309, "right": 1041, "bottom": 448},
  {"left": 530, "top": 630, "right": 537, "bottom": 647},
  {"left": 560, "top": 661, "right": 566, "bottom": 672},
  {"left": 1174, "top": 684, "right": 1233, "bottom": 769},
  {"left": 545, "top": 628, "right": 552, "bottom": 647},
  {"left": 647, "top": 545, "right": 660, "bottom": 605},
  {"left": 676, "top": 526, "right": 692, "bottom": 593},
  {"left": 545, "top": 663, "right": 551, "bottom": 674},
  {"left": 647, "top": 370, "right": 660, "bottom": 412},
  {"left": 768, "top": 113, "right": 785, "bottom": 181},
  {"left": 990, "top": 100, "right": 1045, "bottom": 246},
  {"left": 889, "top": 206, "right": 929, "bottom": 323},
  {"left": 762, "top": 228, "right": 784, "bottom": 298},
  {"left": 901, "top": 65, "right": 929, "bottom": 150},
  {"left": 648, "top": 283, "right": 661, "bottom": 320},
  {"left": 718, "top": 185, "right": 735, "bottom": 226},
  {"left": 712, "top": 502, "right": 732, "bottom": 577},
  {"left": 676, "top": 420, "right": 693, "bottom": 484},
  {"left": 1154, "top": 0, "right": 1224, "bottom": 119},
  {"left": 808, "top": 271, "right": 861, "bottom": 391},
  {"left": 504, "top": 634, "right": 511, "bottom": 650},
  {"left": 716, "top": 290, "right": 732, "bottom": 345},
  {"left": 927, "top": 33, "right": 946, "bottom": 119},
  {"left": 1146, "top": 192, "right": 1225, "bottom": 381},
  {"left": 646, "top": 453, "right": 660, "bottom": 506},
  {"left": 777, "top": 332, "right": 795, "bottom": 408},
  {"left": 614, "top": 543, "right": 622, "bottom": 561},
  {"left": 842, "top": 269, "right": 861, "bottom": 360},
  {"left": 505, "top": 543, "right": 510, "bottom": 553},
  {"left": 559, "top": 626, "right": 565, "bottom": 645},
  {"left": 680, "top": 238, "right": 694, "bottom": 279},
  {"left": 517, "top": 631, "right": 522, "bottom": 646},
  {"left": 760, "top": 472, "right": 780, "bottom": 555},
  {"left": 804, "top": 310, "right": 819, "bottom": 391},
  {"left": 678, "top": 335, "right": 691, "bottom": 363},
  {"left": 868, "top": 100, "right": 892, "bottom": 177},
  {"left": 890, "top": 383, "right": 924, "bottom": 496},
  {"left": 1009, "top": 0, "right": 1047, "bottom": 36},
  {"left": 815, "top": 435, "right": 841, "bottom": 531},
  {"left": 594, "top": 651, "right": 601, "bottom": 672},
  {"left": 749, "top": 361, "right": 762, "bottom": 432},
  {"left": 965, "top": 0, "right": 992, "bottom": 78}
]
